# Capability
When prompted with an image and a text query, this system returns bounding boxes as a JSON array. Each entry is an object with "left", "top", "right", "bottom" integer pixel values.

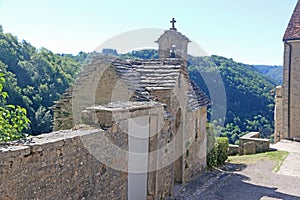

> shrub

[
  {"left": 207, "top": 131, "right": 229, "bottom": 168},
  {"left": 216, "top": 137, "right": 229, "bottom": 166}
]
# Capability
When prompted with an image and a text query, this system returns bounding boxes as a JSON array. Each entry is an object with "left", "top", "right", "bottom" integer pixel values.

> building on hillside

[
  {"left": 275, "top": 0, "right": 300, "bottom": 142},
  {"left": 52, "top": 19, "right": 210, "bottom": 199}
]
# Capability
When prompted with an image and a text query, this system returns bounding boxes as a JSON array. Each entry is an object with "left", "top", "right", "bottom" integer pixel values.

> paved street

[
  {"left": 170, "top": 140, "right": 300, "bottom": 200},
  {"left": 272, "top": 140, "right": 300, "bottom": 178}
]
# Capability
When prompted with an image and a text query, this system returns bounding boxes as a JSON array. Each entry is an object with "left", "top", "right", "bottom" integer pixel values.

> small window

[{"left": 170, "top": 45, "right": 176, "bottom": 58}]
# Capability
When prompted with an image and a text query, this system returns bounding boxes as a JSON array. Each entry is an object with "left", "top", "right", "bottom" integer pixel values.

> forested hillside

[
  {"left": 0, "top": 27, "right": 277, "bottom": 143},
  {"left": 0, "top": 29, "right": 81, "bottom": 135},
  {"left": 188, "top": 55, "right": 275, "bottom": 143},
  {"left": 252, "top": 65, "right": 283, "bottom": 85}
]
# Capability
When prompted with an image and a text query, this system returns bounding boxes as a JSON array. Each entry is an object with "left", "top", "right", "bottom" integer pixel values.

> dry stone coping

[
  {"left": 240, "top": 137, "right": 269, "bottom": 142},
  {"left": 240, "top": 132, "right": 270, "bottom": 142},
  {"left": 239, "top": 132, "right": 270, "bottom": 155},
  {"left": 240, "top": 132, "right": 260, "bottom": 139},
  {"left": 0, "top": 129, "right": 102, "bottom": 157}
]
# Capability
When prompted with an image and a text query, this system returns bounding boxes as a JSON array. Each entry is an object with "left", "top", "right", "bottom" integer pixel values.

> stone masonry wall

[
  {"left": 53, "top": 56, "right": 123, "bottom": 131},
  {"left": 1, "top": 102, "right": 177, "bottom": 200},
  {"left": 79, "top": 102, "right": 175, "bottom": 199},
  {"left": 281, "top": 41, "right": 300, "bottom": 140},
  {"left": 175, "top": 72, "right": 207, "bottom": 184},
  {"left": 183, "top": 107, "right": 207, "bottom": 182},
  {"left": 151, "top": 71, "right": 207, "bottom": 184},
  {"left": 156, "top": 30, "right": 190, "bottom": 67},
  {"left": 0, "top": 129, "right": 128, "bottom": 200},
  {"left": 239, "top": 132, "right": 270, "bottom": 155}
]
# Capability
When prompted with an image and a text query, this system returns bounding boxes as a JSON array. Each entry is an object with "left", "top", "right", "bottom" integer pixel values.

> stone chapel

[
  {"left": 275, "top": 0, "right": 300, "bottom": 142},
  {"left": 52, "top": 19, "right": 210, "bottom": 199}
]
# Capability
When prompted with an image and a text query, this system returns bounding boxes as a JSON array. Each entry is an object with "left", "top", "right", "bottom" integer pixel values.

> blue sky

[{"left": 0, "top": 0, "right": 297, "bottom": 65}]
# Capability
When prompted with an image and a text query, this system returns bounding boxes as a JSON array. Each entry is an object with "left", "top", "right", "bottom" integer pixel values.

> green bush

[
  {"left": 206, "top": 123, "right": 217, "bottom": 167},
  {"left": 216, "top": 137, "right": 229, "bottom": 166},
  {"left": 207, "top": 134, "right": 229, "bottom": 168}
]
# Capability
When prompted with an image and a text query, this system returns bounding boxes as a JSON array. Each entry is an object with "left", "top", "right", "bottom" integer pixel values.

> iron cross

[{"left": 170, "top": 18, "right": 177, "bottom": 31}]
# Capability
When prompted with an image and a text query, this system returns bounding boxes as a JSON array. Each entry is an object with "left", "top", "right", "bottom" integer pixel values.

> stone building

[
  {"left": 275, "top": 0, "right": 300, "bottom": 142},
  {"left": 51, "top": 19, "right": 210, "bottom": 199}
]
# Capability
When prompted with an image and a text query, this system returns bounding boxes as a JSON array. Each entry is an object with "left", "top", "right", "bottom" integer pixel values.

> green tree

[
  {"left": 0, "top": 30, "right": 81, "bottom": 134},
  {"left": 0, "top": 73, "right": 30, "bottom": 142}
]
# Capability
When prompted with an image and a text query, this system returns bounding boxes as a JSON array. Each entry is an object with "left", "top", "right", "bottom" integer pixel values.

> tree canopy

[
  {"left": 0, "top": 72, "right": 30, "bottom": 142},
  {"left": 0, "top": 29, "right": 81, "bottom": 135}
]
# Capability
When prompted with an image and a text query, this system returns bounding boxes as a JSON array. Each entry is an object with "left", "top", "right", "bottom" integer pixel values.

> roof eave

[{"left": 283, "top": 38, "right": 300, "bottom": 42}]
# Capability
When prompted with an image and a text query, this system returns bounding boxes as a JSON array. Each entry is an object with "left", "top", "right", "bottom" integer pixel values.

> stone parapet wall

[
  {"left": 239, "top": 132, "right": 270, "bottom": 155},
  {"left": 228, "top": 144, "right": 239, "bottom": 156},
  {"left": 0, "top": 129, "right": 127, "bottom": 200}
]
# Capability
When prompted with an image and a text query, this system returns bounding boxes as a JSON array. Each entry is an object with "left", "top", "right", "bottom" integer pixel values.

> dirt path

[{"left": 170, "top": 141, "right": 300, "bottom": 200}]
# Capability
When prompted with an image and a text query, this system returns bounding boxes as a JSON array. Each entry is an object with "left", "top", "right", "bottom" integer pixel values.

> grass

[{"left": 227, "top": 150, "right": 289, "bottom": 172}]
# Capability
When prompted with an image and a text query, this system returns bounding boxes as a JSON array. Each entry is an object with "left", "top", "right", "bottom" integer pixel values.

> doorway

[{"left": 128, "top": 116, "right": 150, "bottom": 200}]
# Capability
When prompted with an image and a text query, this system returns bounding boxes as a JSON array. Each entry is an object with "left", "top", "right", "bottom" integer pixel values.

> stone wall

[
  {"left": 151, "top": 71, "right": 207, "bottom": 184},
  {"left": 81, "top": 102, "right": 177, "bottom": 199},
  {"left": 0, "top": 129, "right": 128, "bottom": 200},
  {"left": 53, "top": 56, "right": 116, "bottom": 131},
  {"left": 239, "top": 132, "right": 270, "bottom": 155},
  {"left": 183, "top": 107, "right": 207, "bottom": 182},
  {"left": 156, "top": 30, "right": 190, "bottom": 67},
  {"left": 53, "top": 56, "right": 132, "bottom": 131},
  {"left": 52, "top": 87, "right": 73, "bottom": 131},
  {"left": 280, "top": 41, "right": 300, "bottom": 140},
  {"left": 228, "top": 144, "right": 239, "bottom": 156},
  {"left": 274, "top": 86, "right": 283, "bottom": 143},
  {"left": 1, "top": 101, "right": 187, "bottom": 199}
]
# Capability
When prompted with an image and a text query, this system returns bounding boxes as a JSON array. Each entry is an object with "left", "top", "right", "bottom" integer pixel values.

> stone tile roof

[
  {"left": 283, "top": 0, "right": 300, "bottom": 41},
  {"left": 111, "top": 58, "right": 210, "bottom": 110},
  {"left": 112, "top": 59, "right": 182, "bottom": 102},
  {"left": 113, "top": 59, "right": 181, "bottom": 88},
  {"left": 189, "top": 81, "right": 211, "bottom": 110}
]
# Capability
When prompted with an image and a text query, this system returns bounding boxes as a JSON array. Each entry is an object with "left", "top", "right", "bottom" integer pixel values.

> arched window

[{"left": 170, "top": 45, "right": 176, "bottom": 58}]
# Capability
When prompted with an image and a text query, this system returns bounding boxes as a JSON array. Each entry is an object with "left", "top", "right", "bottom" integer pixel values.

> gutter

[{"left": 284, "top": 40, "right": 292, "bottom": 140}]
